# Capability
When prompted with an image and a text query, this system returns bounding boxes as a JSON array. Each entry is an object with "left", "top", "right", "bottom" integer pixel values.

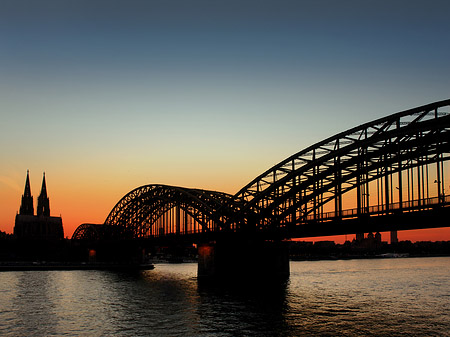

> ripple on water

[{"left": 0, "top": 258, "right": 449, "bottom": 336}]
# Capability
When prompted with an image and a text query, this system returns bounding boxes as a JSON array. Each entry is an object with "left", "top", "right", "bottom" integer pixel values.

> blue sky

[{"left": 1, "top": 0, "right": 450, "bottom": 235}]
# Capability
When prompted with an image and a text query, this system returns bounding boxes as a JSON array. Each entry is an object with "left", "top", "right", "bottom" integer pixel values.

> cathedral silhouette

[{"left": 14, "top": 171, "right": 64, "bottom": 240}]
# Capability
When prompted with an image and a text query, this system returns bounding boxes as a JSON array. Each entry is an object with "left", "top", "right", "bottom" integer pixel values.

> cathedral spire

[
  {"left": 40, "top": 172, "right": 47, "bottom": 198},
  {"left": 24, "top": 170, "right": 32, "bottom": 197},
  {"left": 37, "top": 172, "right": 50, "bottom": 216},
  {"left": 19, "top": 170, "right": 34, "bottom": 215}
]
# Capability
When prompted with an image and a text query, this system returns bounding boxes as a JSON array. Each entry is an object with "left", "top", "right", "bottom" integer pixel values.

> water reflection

[
  {"left": 104, "top": 264, "right": 293, "bottom": 336},
  {"left": 103, "top": 268, "right": 201, "bottom": 335},
  {"left": 0, "top": 258, "right": 449, "bottom": 336},
  {"left": 13, "top": 272, "right": 57, "bottom": 336},
  {"left": 196, "top": 277, "right": 290, "bottom": 336}
]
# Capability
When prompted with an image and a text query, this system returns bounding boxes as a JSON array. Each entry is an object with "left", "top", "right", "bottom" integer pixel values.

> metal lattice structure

[
  {"left": 232, "top": 99, "right": 450, "bottom": 233},
  {"left": 72, "top": 223, "right": 98, "bottom": 240},
  {"left": 73, "top": 100, "right": 450, "bottom": 240},
  {"left": 103, "top": 185, "right": 238, "bottom": 238},
  {"left": 72, "top": 223, "right": 127, "bottom": 240}
]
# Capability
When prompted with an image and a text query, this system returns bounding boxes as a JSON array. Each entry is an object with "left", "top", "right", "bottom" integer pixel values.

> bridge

[{"left": 73, "top": 99, "right": 450, "bottom": 279}]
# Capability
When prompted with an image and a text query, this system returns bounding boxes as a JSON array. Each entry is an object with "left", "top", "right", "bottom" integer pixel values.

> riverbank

[{"left": 0, "top": 261, "right": 154, "bottom": 272}]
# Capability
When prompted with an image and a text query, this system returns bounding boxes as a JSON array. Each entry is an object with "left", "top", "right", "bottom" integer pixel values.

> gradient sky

[{"left": 1, "top": 0, "right": 450, "bottom": 241}]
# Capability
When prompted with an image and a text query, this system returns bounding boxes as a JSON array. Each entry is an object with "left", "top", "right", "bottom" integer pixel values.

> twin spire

[
  {"left": 20, "top": 170, "right": 34, "bottom": 215},
  {"left": 19, "top": 170, "right": 50, "bottom": 217}
]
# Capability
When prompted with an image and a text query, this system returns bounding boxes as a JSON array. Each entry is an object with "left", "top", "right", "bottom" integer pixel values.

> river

[{"left": 0, "top": 257, "right": 449, "bottom": 336}]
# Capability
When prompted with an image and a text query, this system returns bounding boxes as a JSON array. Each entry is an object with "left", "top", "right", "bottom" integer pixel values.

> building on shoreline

[{"left": 14, "top": 171, "right": 64, "bottom": 240}]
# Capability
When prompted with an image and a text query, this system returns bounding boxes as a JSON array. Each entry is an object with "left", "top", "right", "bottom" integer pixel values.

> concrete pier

[{"left": 198, "top": 239, "right": 290, "bottom": 282}]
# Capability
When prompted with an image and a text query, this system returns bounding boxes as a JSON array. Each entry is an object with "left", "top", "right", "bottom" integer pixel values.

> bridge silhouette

[{"left": 73, "top": 100, "right": 450, "bottom": 279}]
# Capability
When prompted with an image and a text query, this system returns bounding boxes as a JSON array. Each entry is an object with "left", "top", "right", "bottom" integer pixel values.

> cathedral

[{"left": 14, "top": 171, "right": 64, "bottom": 240}]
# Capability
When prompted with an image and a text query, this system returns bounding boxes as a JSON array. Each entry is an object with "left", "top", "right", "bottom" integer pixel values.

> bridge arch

[
  {"left": 103, "top": 184, "right": 237, "bottom": 238},
  {"left": 71, "top": 223, "right": 125, "bottom": 240},
  {"left": 72, "top": 100, "right": 450, "bottom": 240},
  {"left": 72, "top": 223, "right": 100, "bottom": 240},
  {"left": 232, "top": 99, "right": 450, "bottom": 233}
]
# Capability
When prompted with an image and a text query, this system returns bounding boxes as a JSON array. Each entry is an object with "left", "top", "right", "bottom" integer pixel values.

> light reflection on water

[{"left": 0, "top": 257, "right": 449, "bottom": 336}]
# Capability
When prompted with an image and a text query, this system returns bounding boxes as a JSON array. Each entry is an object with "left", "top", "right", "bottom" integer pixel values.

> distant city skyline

[{"left": 1, "top": 1, "right": 449, "bottom": 241}]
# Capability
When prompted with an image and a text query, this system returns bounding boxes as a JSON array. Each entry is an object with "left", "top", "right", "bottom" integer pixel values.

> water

[{"left": 0, "top": 257, "right": 449, "bottom": 336}]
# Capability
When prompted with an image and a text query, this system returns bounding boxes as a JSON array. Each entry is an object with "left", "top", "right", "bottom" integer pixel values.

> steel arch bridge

[
  {"left": 93, "top": 185, "right": 237, "bottom": 239},
  {"left": 73, "top": 99, "right": 450, "bottom": 240}
]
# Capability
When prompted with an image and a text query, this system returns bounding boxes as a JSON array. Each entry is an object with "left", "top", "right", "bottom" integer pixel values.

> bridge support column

[{"left": 197, "top": 239, "right": 290, "bottom": 282}]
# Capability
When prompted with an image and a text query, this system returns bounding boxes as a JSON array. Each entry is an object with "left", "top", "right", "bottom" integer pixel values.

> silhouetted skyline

[{"left": 1, "top": 1, "right": 450, "bottom": 241}]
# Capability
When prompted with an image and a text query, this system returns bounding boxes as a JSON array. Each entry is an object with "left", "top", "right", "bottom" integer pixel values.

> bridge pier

[{"left": 198, "top": 239, "right": 290, "bottom": 282}]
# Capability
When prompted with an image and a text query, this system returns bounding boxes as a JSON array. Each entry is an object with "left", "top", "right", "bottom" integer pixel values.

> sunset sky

[{"left": 1, "top": 0, "right": 449, "bottom": 241}]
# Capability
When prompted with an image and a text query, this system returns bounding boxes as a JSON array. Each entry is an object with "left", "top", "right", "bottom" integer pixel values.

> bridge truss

[
  {"left": 233, "top": 99, "right": 450, "bottom": 235},
  {"left": 73, "top": 100, "right": 450, "bottom": 240},
  {"left": 102, "top": 185, "right": 238, "bottom": 238}
]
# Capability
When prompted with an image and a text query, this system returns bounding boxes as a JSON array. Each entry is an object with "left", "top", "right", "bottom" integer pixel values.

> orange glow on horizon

[
  {"left": 0, "top": 170, "right": 246, "bottom": 238},
  {"left": 297, "top": 227, "right": 450, "bottom": 244},
  {"left": 1, "top": 170, "right": 449, "bottom": 242}
]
